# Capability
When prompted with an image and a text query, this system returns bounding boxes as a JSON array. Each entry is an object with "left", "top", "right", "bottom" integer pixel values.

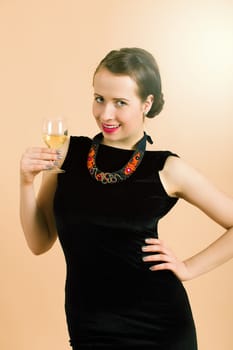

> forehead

[{"left": 93, "top": 68, "right": 139, "bottom": 98}]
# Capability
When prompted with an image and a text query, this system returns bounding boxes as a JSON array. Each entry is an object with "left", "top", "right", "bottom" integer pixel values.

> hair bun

[{"left": 147, "top": 93, "right": 164, "bottom": 118}]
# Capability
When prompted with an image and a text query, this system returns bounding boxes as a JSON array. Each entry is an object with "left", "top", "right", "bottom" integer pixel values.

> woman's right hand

[{"left": 20, "top": 147, "right": 60, "bottom": 185}]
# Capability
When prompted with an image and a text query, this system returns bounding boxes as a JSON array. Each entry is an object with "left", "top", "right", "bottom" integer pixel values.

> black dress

[{"left": 54, "top": 136, "right": 198, "bottom": 349}]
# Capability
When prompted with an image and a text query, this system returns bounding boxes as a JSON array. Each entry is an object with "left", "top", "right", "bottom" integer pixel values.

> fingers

[
  {"left": 142, "top": 238, "right": 176, "bottom": 270},
  {"left": 141, "top": 238, "right": 190, "bottom": 281},
  {"left": 20, "top": 147, "right": 62, "bottom": 183},
  {"left": 21, "top": 148, "right": 54, "bottom": 170},
  {"left": 142, "top": 238, "right": 168, "bottom": 255},
  {"left": 24, "top": 147, "right": 60, "bottom": 161}
]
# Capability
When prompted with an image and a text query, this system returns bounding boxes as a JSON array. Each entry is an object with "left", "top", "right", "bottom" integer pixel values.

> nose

[{"left": 100, "top": 103, "right": 115, "bottom": 121}]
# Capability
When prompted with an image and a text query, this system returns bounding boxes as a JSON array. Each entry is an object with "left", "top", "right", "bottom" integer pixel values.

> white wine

[{"left": 43, "top": 134, "right": 68, "bottom": 149}]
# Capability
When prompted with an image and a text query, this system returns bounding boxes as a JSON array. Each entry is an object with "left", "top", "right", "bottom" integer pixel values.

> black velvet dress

[{"left": 54, "top": 136, "right": 198, "bottom": 349}]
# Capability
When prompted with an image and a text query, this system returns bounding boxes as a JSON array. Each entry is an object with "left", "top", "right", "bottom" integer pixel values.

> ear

[{"left": 143, "top": 94, "right": 154, "bottom": 115}]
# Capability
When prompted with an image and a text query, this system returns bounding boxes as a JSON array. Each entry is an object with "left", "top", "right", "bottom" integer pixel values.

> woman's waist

[{"left": 65, "top": 267, "right": 183, "bottom": 312}]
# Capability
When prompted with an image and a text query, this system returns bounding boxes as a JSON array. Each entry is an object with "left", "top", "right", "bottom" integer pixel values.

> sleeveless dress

[{"left": 54, "top": 136, "right": 198, "bottom": 349}]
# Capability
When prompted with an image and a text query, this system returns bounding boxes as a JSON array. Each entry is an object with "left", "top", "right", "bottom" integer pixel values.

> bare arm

[
  {"left": 20, "top": 142, "right": 69, "bottom": 255},
  {"left": 143, "top": 156, "right": 233, "bottom": 280}
]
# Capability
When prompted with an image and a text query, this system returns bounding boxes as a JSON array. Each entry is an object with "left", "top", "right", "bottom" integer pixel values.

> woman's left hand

[{"left": 142, "top": 238, "right": 191, "bottom": 281}]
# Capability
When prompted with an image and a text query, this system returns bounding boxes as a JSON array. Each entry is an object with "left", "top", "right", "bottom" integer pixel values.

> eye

[
  {"left": 95, "top": 96, "right": 104, "bottom": 103},
  {"left": 116, "top": 100, "right": 127, "bottom": 107}
]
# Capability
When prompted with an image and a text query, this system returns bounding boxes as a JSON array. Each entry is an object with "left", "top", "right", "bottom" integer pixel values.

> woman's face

[{"left": 92, "top": 68, "right": 153, "bottom": 149}]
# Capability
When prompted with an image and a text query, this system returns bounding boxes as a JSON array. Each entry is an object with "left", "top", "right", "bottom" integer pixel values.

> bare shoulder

[
  {"left": 159, "top": 155, "right": 190, "bottom": 198},
  {"left": 160, "top": 154, "right": 223, "bottom": 198},
  {"left": 159, "top": 155, "right": 233, "bottom": 228}
]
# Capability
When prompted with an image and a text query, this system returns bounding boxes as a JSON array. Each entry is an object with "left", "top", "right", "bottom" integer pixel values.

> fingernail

[{"left": 45, "top": 165, "right": 53, "bottom": 170}]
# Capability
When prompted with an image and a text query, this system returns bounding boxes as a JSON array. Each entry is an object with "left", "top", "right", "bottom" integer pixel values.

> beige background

[{"left": 0, "top": 0, "right": 233, "bottom": 349}]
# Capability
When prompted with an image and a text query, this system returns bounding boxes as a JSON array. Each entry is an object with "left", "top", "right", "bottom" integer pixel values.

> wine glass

[{"left": 42, "top": 117, "right": 68, "bottom": 173}]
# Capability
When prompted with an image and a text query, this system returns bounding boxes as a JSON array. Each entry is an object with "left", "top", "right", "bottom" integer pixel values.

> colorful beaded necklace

[{"left": 87, "top": 132, "right": 153, "bottom": 184}]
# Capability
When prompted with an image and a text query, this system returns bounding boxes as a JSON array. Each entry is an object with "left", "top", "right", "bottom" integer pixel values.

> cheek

[{"left": 92, "top": 102, "right": 99, "bottom": 118}]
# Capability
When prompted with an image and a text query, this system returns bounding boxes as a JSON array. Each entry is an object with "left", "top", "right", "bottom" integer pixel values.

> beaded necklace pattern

[{"left": 87, "top": 132, "right": 153, "bottom": 184}]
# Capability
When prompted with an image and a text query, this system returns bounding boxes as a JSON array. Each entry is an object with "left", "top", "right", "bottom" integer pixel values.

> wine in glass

[{"left": 42, "top": 117, "right": 68, "bottom": 173}]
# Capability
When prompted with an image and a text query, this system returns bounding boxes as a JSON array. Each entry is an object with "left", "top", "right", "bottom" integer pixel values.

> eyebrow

[{"left": 93, "top": 93, "right": 130, "bottom": 102}]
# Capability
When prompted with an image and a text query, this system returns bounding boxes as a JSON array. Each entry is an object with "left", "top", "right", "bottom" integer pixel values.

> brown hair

[{"left": 94, "top": 47, "right": 164, "bottom": 118}]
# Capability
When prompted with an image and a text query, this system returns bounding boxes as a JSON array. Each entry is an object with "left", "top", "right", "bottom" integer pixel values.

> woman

[{"left": 20, "top": 48, "right": 233, "bottom": 349}]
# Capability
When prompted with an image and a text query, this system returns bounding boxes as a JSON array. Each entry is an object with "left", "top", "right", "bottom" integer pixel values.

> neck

[
  {"left": 88, "top": 131, "right": 153, "bottom": 184},
  {"left": 102, "top": 132, "right": 146, "bottom": 150},
  {"left": 94, "top": 132, "right": 153, "bottom": 150}
]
